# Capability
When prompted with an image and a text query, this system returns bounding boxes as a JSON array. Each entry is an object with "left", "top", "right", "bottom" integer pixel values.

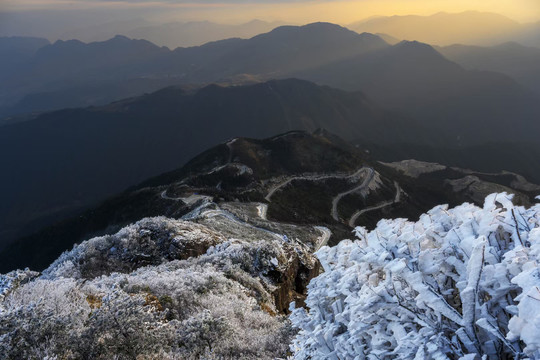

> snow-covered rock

[{"left": 290, "top": 193, "right": 540, "bottom": 359}]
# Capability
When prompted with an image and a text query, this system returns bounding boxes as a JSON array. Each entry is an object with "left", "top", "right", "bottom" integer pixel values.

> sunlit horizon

[{"left": 2, "top": 0, "right": 540, "bottom": 25}]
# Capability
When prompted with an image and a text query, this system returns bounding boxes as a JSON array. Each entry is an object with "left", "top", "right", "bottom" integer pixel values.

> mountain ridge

[
  {"left": 0, "top": 79, "right": 425, "bottom": 249},
  {"left": 2, "top": 21, "right": 538, "bottom": 138},
  {"left": 0, "top": 129, "right": 537, "bottom": 273},
  {"left": 348, "top": 11, "right": 534, "bottom": 46}
]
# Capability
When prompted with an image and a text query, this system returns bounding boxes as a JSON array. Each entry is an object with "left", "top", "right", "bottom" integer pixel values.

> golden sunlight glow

[
  {"left": 3, "top": 0, "right": 540, "bottom": 24},
  {"left": 183, "top": 0, "right": 537, "bottom": 24}
]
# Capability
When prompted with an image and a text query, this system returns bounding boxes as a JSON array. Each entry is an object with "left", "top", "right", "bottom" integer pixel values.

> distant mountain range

[
  {"left": 0, "top": 35, "right": 169, "bottom": 108},
  {"left": 0, "top": 36, "right": 50, "bottom": 82},
  {"left": 2, "top": 22, "right": 539, "bottom": 147},
  {"left": 294, "top": 39, "right": 540, "bottom": 145},
  {"left": 124, "top": 20, "right": 290, "bottom": 48},
  {"left": 1, "top": 16, "right": 289, "bottom": 49},
  {"left": 348, "top": 11, "right": 540, "bottom": 46},
  {"left": 0, "top": 23, "right": 386, "bottom": 109},
  {"left": 437, "top": 42, "right": 540, "bottom": 94}
]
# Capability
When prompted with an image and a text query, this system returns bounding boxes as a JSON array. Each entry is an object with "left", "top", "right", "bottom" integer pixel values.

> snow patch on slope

[{"left": 382, "top": 159, "right": 447, "bottom": 178}]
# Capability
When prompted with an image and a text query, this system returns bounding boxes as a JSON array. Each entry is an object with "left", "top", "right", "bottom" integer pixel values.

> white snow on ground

[
  {"left": 290, "top": 193, "right": 540, "bottom": 360},
  {"left": 257, "top": 203, "right": 268, "bottom": 220},
  {"left": 160, "top": 190, "right": 212, "bottom": 205},
  {"left": 382, "top": 159, "right": 447, "bottom": 178},
  {"left": 447, "top": 168, "right": 540, "bottom": 193}
]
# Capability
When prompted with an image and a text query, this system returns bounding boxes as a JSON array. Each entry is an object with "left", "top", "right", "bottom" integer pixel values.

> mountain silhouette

[
  {"left": 3, "top": 21, "right": 538, "bottom": 139},
  {"left": 348, "top": 11, "right": 524, "bottom": 46},
  {"left": 0, "top": 36, "right": 50, "bottom": 81},
  {"left": 438, "top": 41, "right": 540, "bottom": 94},
  {"left": 0, "top": 35, "right": 169, "bottom": 107},
  {"left": 295, "top": 40, "right": 540, "bottom": 145},
  {"left": 0, "top": 23, "right": 387, "bottom": 114}
]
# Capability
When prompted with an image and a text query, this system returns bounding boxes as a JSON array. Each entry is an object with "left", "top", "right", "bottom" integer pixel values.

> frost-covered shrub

[
  {"left": 0, "top": 216, "right": 312, "bottom": 359},
  {"left": 290, "top": 193, "right": 540, "bottom": 359},
  {"left": 0, "top": 277, "right": 91, "bottom": 359},
  {"left": 43, "top": 217, "right": 225, "bottom": 279},
  {"left": 0, "top": 268, "right": 39, "bottom": 301}
]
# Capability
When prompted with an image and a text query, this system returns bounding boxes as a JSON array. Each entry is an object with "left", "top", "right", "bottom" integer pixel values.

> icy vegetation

[
  {"left": 3, "top": 193, "right": 540, "bottom": 359},
  {"left": 290, "top": 193, "right": 540, "bottom": 359},
  {"left": 0, "top": 216, "right": 318, "bottom": 359}
]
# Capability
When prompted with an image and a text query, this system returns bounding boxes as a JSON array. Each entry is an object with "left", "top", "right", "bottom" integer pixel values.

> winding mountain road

[
  {"left": 160, "top": 190, "right": 181, "bottom": 201},
  {"left": 199, "top": 208, "right": 286, "bottom": 241},
  {"left": 265, "top": 167, "right": 369, "bottom": 202},
  {"left": 348, "top": 181, "right": 401, "bottom": 227},
  {"left": 314, "top": 226, "right": 331, "bottom": 251},
  {"left": 226, "top": 138, "right": 237, "bottom": 163},
  {"left": 331, "top": 167, "right": 375, "bottom": 221}
]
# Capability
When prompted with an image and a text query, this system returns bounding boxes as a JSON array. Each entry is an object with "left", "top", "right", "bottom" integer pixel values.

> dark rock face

[{"left": 271, "top": 253, "right": 321, "bottom": 312}]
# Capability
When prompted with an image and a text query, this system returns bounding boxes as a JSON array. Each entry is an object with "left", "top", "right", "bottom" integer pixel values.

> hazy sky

[{"left": 2, "top": 0, "right": 540, "bottom": 24}]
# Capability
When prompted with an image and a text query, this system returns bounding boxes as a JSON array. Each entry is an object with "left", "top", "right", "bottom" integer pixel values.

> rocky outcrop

[
  {"left": 44, "top": 204, "right": 321, "bottom": 313},
  {"left": 0, "top": 201, "right": 322, "bottom": 359},
  {"left": 45, "top": 217, "right": 225, "bottom": 279}
]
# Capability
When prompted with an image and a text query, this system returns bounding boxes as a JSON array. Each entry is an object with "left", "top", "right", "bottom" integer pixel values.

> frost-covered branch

[{"left": 290, "top": 193, "right": 540, "bottom": 359}]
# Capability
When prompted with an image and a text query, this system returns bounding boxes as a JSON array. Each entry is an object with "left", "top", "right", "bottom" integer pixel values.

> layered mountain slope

[
  {"left": 0, "top": 79, "right": 422, "bottom": 249},
  {"left": 3, "top": 22, "right": 539, "bottom": 141},
  {"left": 0, "top": 23, "right": 387, "bottom": 113},
  {"left": 297, "top": 40, "right": 540, "bottom": 145},
  {"left": 348, "top": 11, "right": 529, "bottom": 46},
  {"left": 0, "top": 36, "right": 50, "bottom": 81},
  {"left": 0, "top": 35, "right": 169, "bottom": 107},
  {"left": 160, "top": 22, "right": 387, "bottom": 81},
  {"left": 1, "top": 130, "right": 537, "bottom": 273},
  {"left": 438, "top": 42, "right": 540, "bottom": 94}
]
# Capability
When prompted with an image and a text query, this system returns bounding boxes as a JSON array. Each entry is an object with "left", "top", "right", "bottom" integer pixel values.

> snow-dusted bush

[
  {"left": 43, "top": 217, "right": 225, "bottom": 279},
  {"left": 0, "top": 216, "right": 317, "bottom": 359},
  {"left": 0, "top": 268, "right": 39, "bottom": 301},
  {"left": 290, "top": 193, "right": 540, "bottom": 359}
]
